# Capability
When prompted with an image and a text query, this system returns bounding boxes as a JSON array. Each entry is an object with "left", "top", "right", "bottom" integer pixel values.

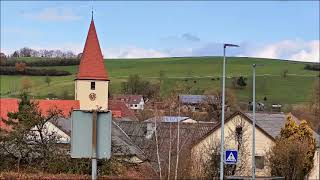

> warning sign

[{"left": 225, "top": 150, "right": 238, "bottom": 164}]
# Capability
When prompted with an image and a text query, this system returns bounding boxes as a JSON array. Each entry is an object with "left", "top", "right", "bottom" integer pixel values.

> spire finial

[
  {"left": 91, "top": 10, "right": 93, "bottom": 21},
  {"left": 91, "top": 0, "right": 94, "bottom": 21}
]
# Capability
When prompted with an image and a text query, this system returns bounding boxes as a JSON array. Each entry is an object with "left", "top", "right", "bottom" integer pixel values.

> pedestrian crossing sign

[{"left": 225, "top": 150, "right": 238, "bottom": 164}]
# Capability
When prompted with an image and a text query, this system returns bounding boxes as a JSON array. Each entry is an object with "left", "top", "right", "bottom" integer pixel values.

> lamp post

[
  {"left": 252, "top": 64, "right": 256, "bottom": 180},
  {"left": 220, "top": 43, "right": 239, "bottom": 180},
  {"left": 251, "top": 64, "right": 263, "bottom": 180}
]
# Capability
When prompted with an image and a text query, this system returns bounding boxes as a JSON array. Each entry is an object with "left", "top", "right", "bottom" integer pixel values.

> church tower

[{"left": 75, "top": 17, "right": 109, "bottom": 110}]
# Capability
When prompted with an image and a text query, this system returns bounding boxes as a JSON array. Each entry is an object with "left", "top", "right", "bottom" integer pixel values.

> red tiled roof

[
  {"left": 76, "top": 19, "right": 109, "bottom": 80},
  {"left": 0, "top": 98, "right": 19, "bottom": 129},
  {"left": 0, "top": 99, "right": 80, "bottom": 130},
  {"left": 109, "top": 100, "right": 137, "bottom": 120},
  {"left": 0, "top": 98, "right": 135, "bottom": 129},
  {"left": 112, "top": 110, "right": 122, "bottom": 118},
  {"left": 35, "top": 100, "right": 80, "bottom": 117}
]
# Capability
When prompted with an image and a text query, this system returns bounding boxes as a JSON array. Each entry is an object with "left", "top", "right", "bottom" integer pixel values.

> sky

[{"left": 1, "top": 1, "right": 319, "bottom": 62}]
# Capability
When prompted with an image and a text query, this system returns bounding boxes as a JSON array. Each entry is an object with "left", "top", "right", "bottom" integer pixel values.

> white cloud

[
  {"left": 2, "top": 37, "right": 319, "bottom": 62},
  {"left": 104, "top": 47, "right": 169, "bottom": 59},
  {"left": 23, "top": 8, "right": 81, "bottom": 21},
  {"left": 247, "top": 40, "right": 320, "bottom": 62},
  {"left": 181, "top": 33, "right": 201, "bottom": 42}
]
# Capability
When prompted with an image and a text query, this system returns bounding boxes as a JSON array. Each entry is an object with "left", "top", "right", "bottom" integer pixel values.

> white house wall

[
  {"left": 191, "top": 114, "right": 274, "bottom": 177},
  {"left": 128, "top": 99, "right": 144, "bottom": 110},
  {"left": 30, "top": 122, "right": 70, "bottom": 144},
  {"left": 309, "top": 148, "right": 320, "bottom": 180}
]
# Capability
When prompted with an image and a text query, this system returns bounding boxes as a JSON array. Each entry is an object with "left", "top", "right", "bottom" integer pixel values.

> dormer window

[{"left": 91, "top": 82, "right": 95, "bottom": 90}]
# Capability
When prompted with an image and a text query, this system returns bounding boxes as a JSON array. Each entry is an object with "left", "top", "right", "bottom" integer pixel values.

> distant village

[{"left": 0, "top": 17, "right": 319, "bottom": 180}]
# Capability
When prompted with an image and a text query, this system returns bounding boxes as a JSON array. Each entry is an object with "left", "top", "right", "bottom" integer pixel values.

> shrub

[
  {"left": 15, "top": 62, "right": 27, "bottom": 72},
  {"left": 282, "top": 69, "right": 289, "bottom": 78},
  {"left": 304, "top": 64, "right": 320, "bottom": 71}
]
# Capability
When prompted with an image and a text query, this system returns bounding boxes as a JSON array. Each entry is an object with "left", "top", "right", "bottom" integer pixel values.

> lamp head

[{"left": 224, "top": 43, "right": 240, "bottom": 48}]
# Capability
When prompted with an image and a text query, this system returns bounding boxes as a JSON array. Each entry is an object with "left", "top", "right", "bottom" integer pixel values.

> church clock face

[{"left": 89, "top": 93, "right": 96, "bottom": 101}]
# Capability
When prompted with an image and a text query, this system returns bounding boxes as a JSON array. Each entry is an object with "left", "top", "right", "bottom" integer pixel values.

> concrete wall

[
  {"left": 191, "top": 114, "right": 274, "bottom": 178},
  {"left": 75, "top": 80, "right": 109, "bottom": 110}
]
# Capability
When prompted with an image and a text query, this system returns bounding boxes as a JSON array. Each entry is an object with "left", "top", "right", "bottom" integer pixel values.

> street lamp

[
  {"left": 220, "top": 43, "right": 239, "bottom": 180},
  {"left": 252, "top": 64, "right": 263, "bottom": 180}
]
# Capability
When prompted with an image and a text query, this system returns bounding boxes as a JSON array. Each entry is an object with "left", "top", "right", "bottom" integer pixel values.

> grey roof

[
  {"left": 50, "top": 117, "right": 71, "bottom": 135},
  {"left": 179, "top": 95, "right": 215, "bottom": 104},
  {"left": 145, "top": 116, "right": 190, "bottom": 123},
  {"left": 115, "top": 121, "right": 215, "bottom": 172},
  {"left": 245, "top": 112, "right": 320, "bottom": 147},
  {"left": 52, "top": 118, "right": 146, "bottom": 160},
  {"left": 111, "top": 121, "right": 146, "bottom": 160}
]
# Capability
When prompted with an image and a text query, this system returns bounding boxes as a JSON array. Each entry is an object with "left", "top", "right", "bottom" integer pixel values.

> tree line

[{"left": 2, "top": 47, "right": 80, "bottom": 58}]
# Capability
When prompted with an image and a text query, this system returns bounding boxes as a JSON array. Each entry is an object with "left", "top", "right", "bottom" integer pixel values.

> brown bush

[{"left": 15, "top": 62, "right": 26, "bottom": 72}]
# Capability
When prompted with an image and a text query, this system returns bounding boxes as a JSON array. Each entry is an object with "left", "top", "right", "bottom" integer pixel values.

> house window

[
  {"left": 91, "top": 82, "right": 95, "bottom": 90},
  {"left": 255, "top": 156, "right": 265, "bottom": 169},
  {"left": 235, "top": 125, "right": 243, "bottom": 144}
]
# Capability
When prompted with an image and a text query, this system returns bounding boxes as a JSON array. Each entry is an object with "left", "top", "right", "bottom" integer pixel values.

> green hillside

[{"left": 1, "top": 57, "right": 319, "bottom": 106}]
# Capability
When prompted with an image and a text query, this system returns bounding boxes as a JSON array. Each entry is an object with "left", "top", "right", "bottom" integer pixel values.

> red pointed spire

[{"left": 76, "top": 19, "right": 109, "bottom": 80}]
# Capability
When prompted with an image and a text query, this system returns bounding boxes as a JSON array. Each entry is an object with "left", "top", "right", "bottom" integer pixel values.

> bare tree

[
  {"left": 200, "top": 89, "right": 239, "bottom": 122},
  {"left": 167, "top": 108, "right": 172, "bottom": 180},
  {"left": 174, "top": 103, "right": 180, "bottom": 180},
  {"left": 154, "top": 108, "right": 163, "bottom": 180}
]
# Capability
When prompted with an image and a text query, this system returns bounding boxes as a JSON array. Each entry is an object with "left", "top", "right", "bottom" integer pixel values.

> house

[
  {"left": 191, "top": 111, "right": 320, "bottom": 179},
  {"left": 116, "top": 121, "right": 215, "bottom": 179},
  {"left": 50, "top": 117, "right": 148, "bottom": 164},
  {"left": 114, "top": 95, "right": 145, "bottom": 110},
  {"left": 179, "top": 94, "right": 215, "bottom": 111},
  {"left": 271, "top": 104, "right": 282, "bottom": 112},
  {"left": 109, "top": 100, "right": 138, "bottom": 121},
  {"left": 248, "top": 101, "right": 265, "bottom": 111},
  {"left": 145, "top": 116, "right": 197, "bottom": 123},
  {"left": 0, "top": 52, "right": 6, "bottom": 60}
]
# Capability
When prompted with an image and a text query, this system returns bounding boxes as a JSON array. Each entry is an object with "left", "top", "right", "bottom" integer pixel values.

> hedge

[
  {"left": 0, "top": 67, "right": 71, "bottom": 76},
  {"left": 0, "top": 58, "right": 80, "bottom": 67}
]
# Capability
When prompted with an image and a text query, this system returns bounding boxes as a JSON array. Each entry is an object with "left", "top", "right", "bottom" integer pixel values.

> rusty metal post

[{"left": 92, "top": 110, "right": 97, "bottom": 180}]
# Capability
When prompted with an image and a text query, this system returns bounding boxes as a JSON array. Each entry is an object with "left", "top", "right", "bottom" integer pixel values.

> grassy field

[{"left": 0, "top": 57, "right": 319, "bottom": 105}]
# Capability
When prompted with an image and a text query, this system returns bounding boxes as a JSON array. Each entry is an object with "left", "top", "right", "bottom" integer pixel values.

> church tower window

[{"left": 91, "top": 82, "right": 95, "bottom": 90}]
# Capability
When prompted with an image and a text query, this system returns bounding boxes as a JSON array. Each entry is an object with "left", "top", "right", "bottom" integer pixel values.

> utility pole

[{"left": 92, "top": 110, "right": 97, "bottom": 180}]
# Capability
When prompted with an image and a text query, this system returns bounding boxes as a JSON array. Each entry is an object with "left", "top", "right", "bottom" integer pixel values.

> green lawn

[{"left": 0, "top": 57, "right": 318, "bottom": 105}]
